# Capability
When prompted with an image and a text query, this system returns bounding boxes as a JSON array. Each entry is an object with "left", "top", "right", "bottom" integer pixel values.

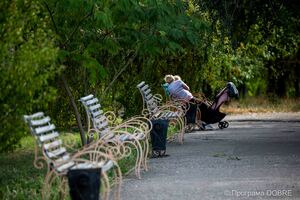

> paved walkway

[{"left": 120, "top": 113, "right": 300, "bottom": 200}]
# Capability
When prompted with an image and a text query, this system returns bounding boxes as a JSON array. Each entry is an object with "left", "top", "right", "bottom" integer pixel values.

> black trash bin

[
  {"left": 150, "top": 119, "right": 169, "bottom": 157},
  {"left": 67, "top": 168, "right": 102, "bottom": 200}
]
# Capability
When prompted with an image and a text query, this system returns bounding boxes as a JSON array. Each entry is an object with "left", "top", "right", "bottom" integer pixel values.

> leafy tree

[
  {"left": 0, "top": 0, "right": 58, "bottom": 152},
  {"left": 43, "top": 0, "right": 210, "bottom": 122}
]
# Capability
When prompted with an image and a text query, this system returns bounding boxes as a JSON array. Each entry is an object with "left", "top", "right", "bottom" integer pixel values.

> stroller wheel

[
  {"left": 218, "top": 122, "right": 224, "bottom": 129},
  {"left": 151, "top": 150, "right": 160, "bottom": 158},
  {"left": 223, "top": 121, "right": 229, "bottom": 128}
]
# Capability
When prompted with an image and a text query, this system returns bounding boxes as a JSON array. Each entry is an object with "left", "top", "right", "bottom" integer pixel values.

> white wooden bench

[
  {"left": 80, "top": 94, "right": 152, "bottom": 179},
  {"left": 137, "top": 81, "right": 186, "bottom": 144},
  {"left": 24, "top": 112, "right": 122, "bottom": 200}
]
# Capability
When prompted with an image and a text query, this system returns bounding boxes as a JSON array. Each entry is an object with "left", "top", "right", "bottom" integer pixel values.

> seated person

[
  {"left": 162, "top": 75, "right": 181, "bottom": 98},
  {"left": 173, "top": 75, "right": 181, "bottom": 81},
  {"left": 164, "top": 75, "right": 193, "bottom": 103},
  {"left": 164, "top": 75, "right": 203, "bottom": 128}
]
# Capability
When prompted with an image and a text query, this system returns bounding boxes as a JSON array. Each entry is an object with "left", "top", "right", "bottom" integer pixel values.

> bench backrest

[
  {"left": 137, "top": 81, "right": 160, "bottom": 115},
  {"left": 24, "top": 112, "right": 75, "bottom": 173},
  {"left": 80, "top": 95, "right": 111, "bottom": 137},
  {"left": 210, "top": 82, "right": 238, "bottom": 111}
]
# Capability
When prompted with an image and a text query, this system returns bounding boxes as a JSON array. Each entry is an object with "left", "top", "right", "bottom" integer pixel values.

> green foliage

[
  {"left": 0, "top": 0, "right": 58, "bottom": 152},
  {"left": 42, "top": 0, "right": 210, "bottom": 121}
]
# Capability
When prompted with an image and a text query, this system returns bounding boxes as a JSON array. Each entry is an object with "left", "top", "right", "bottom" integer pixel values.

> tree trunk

[
  {"left": 277, "top": 75, "right": 286, "bottom": 97},
  {"left": 266, "top": 63, "right": 275, "bottom": 95},
  {"left": 61, "top": 74, "right": 86, "bottom": 146},
  {"left": 294, "top": 63, "right": 300, "bottom": 97}
]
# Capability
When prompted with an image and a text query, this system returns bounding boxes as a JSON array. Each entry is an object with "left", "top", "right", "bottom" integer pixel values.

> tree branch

[
  {"left": 62, "top": 5, "right": 95, "bottom": 47},
  {"left": 43, "top": 1, "right": 59, "bottom": 35},
  {"left": 103, "top": 52, "right": 138, "bottom": 95}
]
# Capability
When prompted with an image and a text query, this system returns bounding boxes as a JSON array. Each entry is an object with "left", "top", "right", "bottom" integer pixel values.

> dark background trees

[{"left": 200, "top": 0, "right": 300, "bottom": 97}]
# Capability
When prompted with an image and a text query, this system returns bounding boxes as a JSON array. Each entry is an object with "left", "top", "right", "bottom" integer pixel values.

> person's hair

[
  {"left": 174, "top": 75, "right": 181, "bottom": 81},
  {"left": 164, "top": 75, "right": 175, "bottom": 83}
]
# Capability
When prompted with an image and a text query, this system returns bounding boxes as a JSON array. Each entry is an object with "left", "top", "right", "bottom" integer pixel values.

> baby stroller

[{"left": 193, "top": 82, "right": 239, "bottom": 129}]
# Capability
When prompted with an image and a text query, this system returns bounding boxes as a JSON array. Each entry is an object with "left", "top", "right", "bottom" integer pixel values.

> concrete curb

[
  {"left": 226, "top": 119, "right": 300, "bottom": 123},
  {"left": 225, "top": 112, "right": 300, "bottom": 123}
]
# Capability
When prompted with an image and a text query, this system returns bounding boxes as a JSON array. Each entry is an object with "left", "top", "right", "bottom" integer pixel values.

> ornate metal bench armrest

[
  {"left": 103, "top": 111, "right": 117, "bottom": 125},
  {"left": 193, "top": 93, "right": 213, "bottom": 106},
  {"left": 152, "top": 93, "right": 163, "bottom": 104},
  {"left": 113, "top": 116, "right": 152, "bottom": 134},
  {"left": 156, "top": 104, "right": 185, "bottom": 117}
]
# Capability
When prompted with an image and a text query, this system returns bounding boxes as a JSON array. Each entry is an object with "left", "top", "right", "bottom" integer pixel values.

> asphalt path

[{"left": 120, "top": 113, "right": 300, "bottom": 200}]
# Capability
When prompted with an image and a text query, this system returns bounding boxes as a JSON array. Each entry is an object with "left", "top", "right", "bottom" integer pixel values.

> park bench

[
  {"left": 137, "top": 81, "right": 186, "bottom": 144},
  {"left": 23, "top": 112, "right": 122, "bottom": 200},
  {"left": 80, "top": 94, "right": 152, "bottom": 179}
]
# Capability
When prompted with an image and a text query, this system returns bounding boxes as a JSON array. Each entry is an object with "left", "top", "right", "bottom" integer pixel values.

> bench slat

[
  {"left": 95, "top": 120, "right": 109, "bottom": 129},
  {"left": 39, "top": 132, "right": 59, "bottom": 142},
  {"left": 141, "top": 84, "right": 149, "bottom": 91},
  {"left": 30, "top": 116, "right": 51, "bottom": 126},
  {"left": 80, "top": 94, "right": 94, "bottom": 102},
  {"left": 102, "top": 160, "right": 114, "bottom": 172},
  {"left": 89, "top": 104, "right": 101, "bottom": 112},
  {"left": 101, "top": 132, "right": 114, "bottom": 140},
  {"left": 35, "top": 124, "right": 56, "bottom": 135},
  {"left": 101, "top": 128, "right": 110, "bottom": 135},
  {"left": 56, "top": 161, "right": 75, "bottom": 172},
  {"left": 86, "top": 98, "right": 99, "bottom": 106},
  {"left": 55, "top": 154, "right": 71, "bottom": 164},
  {"left": 169, "top": 112, "right": 178, "bottom": 118},
  {"left": 71, "top": 160, "right": 114, "bottom": 172},
  {"left": 46, "top": 147, "right": 67, "bottom": 158},
  {"left": 119, "top": 134, "right": 131, "bottom": 141},
  {"left": 144, "top": 89, "right": 151, "bottom": 95},
  {"left": 151, "top": 107, "right": 160, "bottom": 114},
  {"left": 137, "top": 81, "right": 145, "bottom": 88},
  {"left": 136, "top": 132, "right": 145, "bottom": 140},
  {"left": 145, "top": 94, "right": 153, "bottom": 100},
  {"left": 44, "top": 139, "right": 62, "bottom": 150},
  {"left": 94, "top": 116, "right": 107, "bottom": 124},
  {"left": 24, "top": 112, "right": 45, "bottom": 122},
  {"left": 146, "top": 99, "right": 157, "bottom": 107},
  {"left": 160, "top": 112, "right": 168, "bottom": 118},
  {"left": 92, "top": 110, "right": 103, "bottom": 118}
]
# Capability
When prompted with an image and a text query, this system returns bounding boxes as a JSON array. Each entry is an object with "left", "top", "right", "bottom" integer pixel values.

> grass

[
  {"left": 0, "top": 133, "right": 139, "bottom": 200},
  {"left": 0, "top": 137, "right": 45, "bottom": 200},
  {"left": 222, "top": 97, "right": 300, "bottom": 114},
  {"left": 166, "top": 122, "right": 180, "bottom": 141}
]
